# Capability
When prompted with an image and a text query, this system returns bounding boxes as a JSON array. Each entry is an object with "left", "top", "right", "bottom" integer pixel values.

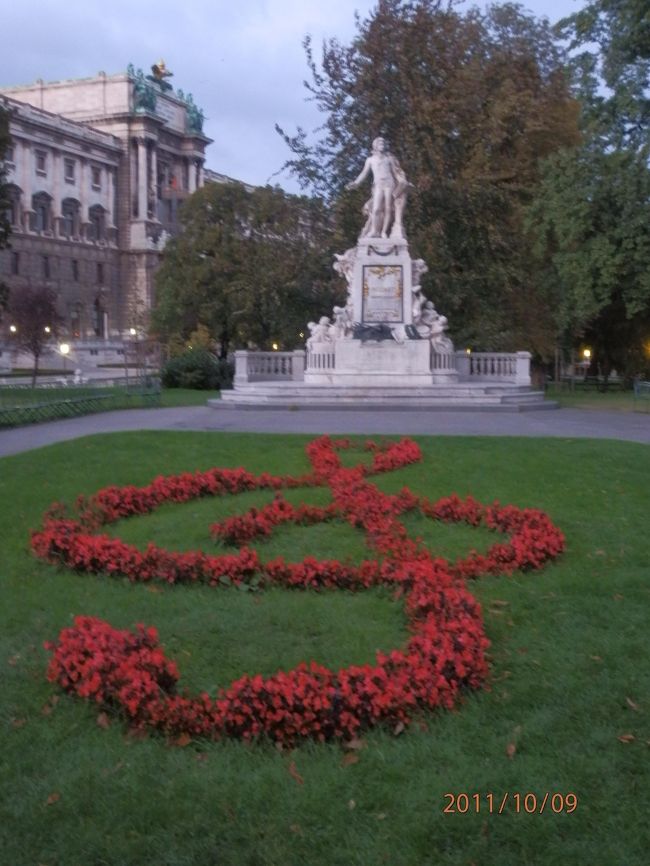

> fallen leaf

[
  {"left": 41, "top": 703, "right": 53, "bottom": 717},
  {"left": 348, "top": 799, "right": 356, "bottom": 810},
  {"left": 595, "top": 549, "right": 606, "bottom": 556},
  {"left": 626, "top": 697, "right": 640, "bottom": 712},
  {"left": 174, "top": 733, "right": 192, "bottom": 747},
  {"left": 613, "top": 594, "right": 624, "bottom": 601},
  {"left": 418, "top": 720, "right": 428, "bottom": 732},
  {"left": 343, "top": 737, "right": 365, "bottom": 751},
  {"left": 376, "top": 812, "right": 387, "bottom": 820},
  {"left": 341, "top": 753, "right": 360, "bottom": 768},
  {"left": 8, "top": 654, "right": 20, "bottom": 666},
  {"left": 195, "top": 753, "right": 208, "bottom": 763},
  {"left": 490, "top": 599, "right": 509, "bottom": 607},
  {"left": 590, "top": 655, "right": 603, "bottom": 662},
  {"left": 46, "top": 792, "right": 60, "bottom": 806},
  {"left": 506, "top": 742, "right": 517, "bottom": 759},
  {"left": 288, "top": 760, "right": 304, "bottom": 785},
  {"left": 289, "top": 824, "right": 303, "bottom": 836},
  {"left": 517, "top": 647, "right": 528, "bottom": 655},
  {"left": 11, "top": 717, "right": 27, "bottom": 729},
  {"left": 146, "top": 585, "right": 163, "bottom": 594},
  {"left": 393, "top": 721, "right": 405, "bottom": 736},
  {"left": 96, "top": 712, "right": 110, "bottom": 729},
  {"left": 618, "top": 733, "right": 635, "bottom": 743}
]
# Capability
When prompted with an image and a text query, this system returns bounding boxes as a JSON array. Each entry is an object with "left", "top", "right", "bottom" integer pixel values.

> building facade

[{"left": 0, "top": 64, "right": 212, "bottom": 367}]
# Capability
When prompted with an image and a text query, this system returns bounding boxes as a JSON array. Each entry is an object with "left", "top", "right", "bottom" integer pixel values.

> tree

[
  {"left": 0, "top": 105, "right": 12, "bottom": 318},
  {"left": 152, "top": 182, "right": 341, "bottom": 355},
  {"left": 526, "top": 0, "right": 650, "bottom": 377},
  {"left": 277, "top": 0, "right": 580, "bottom": 353},
  {"left": 7, "top": 286, "right": 63, "bottom": 385}
]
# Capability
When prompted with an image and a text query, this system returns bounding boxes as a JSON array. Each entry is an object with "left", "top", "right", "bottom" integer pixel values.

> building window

[
  {"left": 61, "top": 198, "right": 80, "bottom": 238},
  {"left": 88, "top": 204, "right": 105, "bottom": 242},
  {"left": 89, "top": 348, "right": 99, "bottom": 356},
  {"left": 5, "top": 144, "right": 14, "bottom": 165},
  {"left": 72, "top": 259, "right": 79, "bottom": 281},
  {"left": 5, "top": 185, "right": 21, "bottom": 227},
  {"left": 70, "top": 304, "right": 82, "bottom": 339},
  {"left": 11, "top": 252, "right": 19, "bottom": 275},
  {"left": 42, "top": 255, "right": 50, "bottom": 279},
  {"left": 92, "top": 297, "right": 105, "bottom": 337},
  {"left": 35, "top": 150, "right": 47, "bottom": 176},
  {"left": 91, "top": 166, "right": 101, "bottom": 189},
  {"left": 32, "top": 192, "right": 52, "bottom": 233},
  {"left": 97, "top": 262, "right": 104, "bottom": 284},
  {"left": 64, "top": 159, "right": 75, "bottom": 183}
]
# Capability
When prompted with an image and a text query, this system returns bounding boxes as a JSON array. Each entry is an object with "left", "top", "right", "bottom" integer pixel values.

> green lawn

[
  {"left": 1, "top": 432, "right": 648, "bottom": 865},
  {"left": 545, "top": 383, "right": 645, "bottom": 412}
]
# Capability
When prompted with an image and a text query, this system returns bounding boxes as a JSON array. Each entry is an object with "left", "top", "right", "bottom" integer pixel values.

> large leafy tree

[
  {"left": 528, "top": 0, "right": 650, "bottom": 376},
  {"left": 277, "top": 0, "right": 580, "bottom": 353},
  {"left": 152, "top": 182, "right": 340, "bottom": 355},
  {"left": 7, "top": 285, "right": 62, "bottom": 386}
]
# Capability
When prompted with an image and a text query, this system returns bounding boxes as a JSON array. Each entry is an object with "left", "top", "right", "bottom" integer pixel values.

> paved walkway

[{"left": 0, "top": 404, "right": 648, "bottom": 457}]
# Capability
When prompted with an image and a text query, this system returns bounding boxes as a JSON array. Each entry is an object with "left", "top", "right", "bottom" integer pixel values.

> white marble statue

[
  {"left": 415, "top": 300, "right": 438, "bottom": 339},
  {"left": 430, "top": 315, "right": 454, "bottom": 354},
  {"left": 333, "top": 248, "right": 357, "bottom": 288},
  {"left": 306, "top": 316, "right": 332, "bottom": 348},
  {"left": 330, "top": 305, "right": 354, "bottom": 340},
  {"left": 346, "top": 137, "right": 411, "bottom": 240}
]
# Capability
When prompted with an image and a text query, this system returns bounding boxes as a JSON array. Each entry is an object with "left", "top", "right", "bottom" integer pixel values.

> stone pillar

[
  {"left": 455, "top": 351, "right": 471, "bottom": 379},
  {"left": 52, "top": 149, "right": 62, "bottom": 235},
  {"left": 149, "top": 143, "right": 158, "bottom": 220},
  {"left": 137, "top": 137, "right": 148, "bottom": 220},
  {"left": 515, "top": 351, "right": 531, "bottom": 386},
  {"left": 197, "top": 159, "right": 204, "bottom": 189},
  {"left": 188, "top": 158, "right": 197, "bottom": 193},
  {"left": 21, "top": 140, "right": 33, "bottom": 231},
  {"left": 79, "top": 158, "right": 88, "bottom": 239},
  {"left": 291, "top": 350, "right": 306, "bottom": 381},
  {"left": 233, "top": 350, "right": 250, "bottom": 386}
]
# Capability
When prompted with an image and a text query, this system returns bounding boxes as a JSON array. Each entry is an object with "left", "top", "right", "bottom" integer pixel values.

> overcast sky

[{"left": 0, "top": 0, "right": 586, "bottom": 191}]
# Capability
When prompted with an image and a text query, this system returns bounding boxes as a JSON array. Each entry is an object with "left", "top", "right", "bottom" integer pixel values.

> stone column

[
  {"left": 149, "top": 143, "right": 158, "bottom": 220},
  {"left": 188, "top": 158, "right": 197, "bottom": 193},
  {"left": 291, "top": 350, "right": 306, "bottom": 381},
  {"left": 455, "top": 351, "right": 471, "bottom": 379},
  {"left": 52, "top": 149, "right": 62, "bottom": 236},
  {"left": 137, "top": 137, "right": 148, "bottom": 220},
  {"left": 79, "top": 158, "right": 88, "bottom": 239},
  {"left": 515, "top": 351, "right": 532, "bottom": 386},
  {"left": 197, "top": 159, "right": 204, "bottom": 189},
  {"left": 233, "top": 350, "right": 250, "bottom": 386},
  {"left": 21, "top": 140, "right": 33, "bottom": 231}
]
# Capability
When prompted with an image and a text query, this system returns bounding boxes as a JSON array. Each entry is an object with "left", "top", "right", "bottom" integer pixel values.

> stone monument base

[{"left": 305, "top": 339, "right": 453, "bottom": 387}]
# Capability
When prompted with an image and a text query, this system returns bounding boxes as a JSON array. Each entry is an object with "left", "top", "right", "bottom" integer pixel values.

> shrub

[{"left": 161, "top": 348, "right": 233, "bottom": 390}]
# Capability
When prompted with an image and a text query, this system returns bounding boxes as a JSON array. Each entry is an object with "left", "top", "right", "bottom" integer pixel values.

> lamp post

[{"left": 60, "top": 342, "right": 70, "bottom": 375}]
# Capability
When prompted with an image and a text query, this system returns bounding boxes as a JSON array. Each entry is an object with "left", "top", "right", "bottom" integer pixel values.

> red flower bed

[{"left": 38, "top": 436, "right": 565, "bottom": 745}]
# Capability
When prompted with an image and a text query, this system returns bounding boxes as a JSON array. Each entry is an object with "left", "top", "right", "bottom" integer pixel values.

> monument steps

[{"left": 215, "top": 384, "right": 555, "bottom": 412}]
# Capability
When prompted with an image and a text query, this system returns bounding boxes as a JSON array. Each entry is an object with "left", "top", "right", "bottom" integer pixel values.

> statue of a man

[{"left": 346, "top": 137, "right": 410, "bottom": 240}]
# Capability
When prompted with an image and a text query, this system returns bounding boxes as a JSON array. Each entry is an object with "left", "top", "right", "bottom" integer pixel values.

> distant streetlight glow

[
  {"left": 60, "top": 342, "right": 70, "bottom": 374},
  {"left": 44, "top": 325, "right": 51, "bottom": 334},
  {"left": 272, "top": 342, "right": 279, "bottom": 351},
  {"left": 129, "top": 327, "right": 137, "bottom": 336},
  {"left": 9, "top": 324, "right": 16, "bottom": 333},
  {"left": 583, "top": 348, "right": 591, "bottom": 360}
]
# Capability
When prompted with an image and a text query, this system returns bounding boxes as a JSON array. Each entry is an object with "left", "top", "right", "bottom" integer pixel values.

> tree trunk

[{"left": 31, "top": 352, "right": 40, "bottom": 388}]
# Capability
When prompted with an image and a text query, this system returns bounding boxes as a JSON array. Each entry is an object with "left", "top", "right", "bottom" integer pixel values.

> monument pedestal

[{"left": 305, "top": 339, "right": 437, "bottom": 386}]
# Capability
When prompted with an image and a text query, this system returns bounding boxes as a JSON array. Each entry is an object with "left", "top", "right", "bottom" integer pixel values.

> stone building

[{"left": 0, "top": 64, "right": 212, "bottom": 367}]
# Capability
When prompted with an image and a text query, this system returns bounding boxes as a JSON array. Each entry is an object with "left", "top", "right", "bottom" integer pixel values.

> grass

[
  {"left": 0, "top": 431, "right": 649, "bottom": 865},
  {"left": 545, "top": 383, "right": 644, "bottom": 412}
]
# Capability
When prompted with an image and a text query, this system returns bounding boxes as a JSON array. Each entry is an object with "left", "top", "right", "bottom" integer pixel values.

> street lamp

[
  {"left": 9, "top": 324, "right": 16, "bottom": 334},
  {"left": 60, "top": 342, "right": 70, "bottom": 374}
]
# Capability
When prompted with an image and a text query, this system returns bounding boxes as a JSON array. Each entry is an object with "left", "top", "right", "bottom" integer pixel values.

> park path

[{"left": 0, "top": 404, "right": 648, "bottom": 458}]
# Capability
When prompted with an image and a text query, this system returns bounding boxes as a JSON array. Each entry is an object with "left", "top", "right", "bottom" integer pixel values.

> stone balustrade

[
  {"left": 233, "top": 348, "right": 531, "bottom": 386},
  {"left": 233, "top": 350, "right": 305, "bottom": 385},
  {"left": 455, "top": 351, "right": 531, "bottom": 385}
]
